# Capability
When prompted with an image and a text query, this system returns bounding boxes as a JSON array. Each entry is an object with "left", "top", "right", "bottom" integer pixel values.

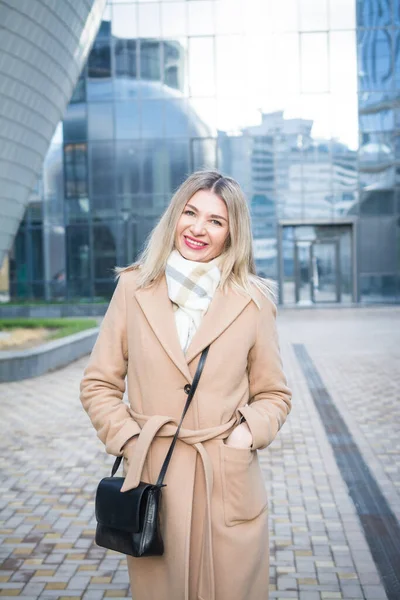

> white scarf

[{"left": 166, "top": 249, "right": 221, "bottom": 353}]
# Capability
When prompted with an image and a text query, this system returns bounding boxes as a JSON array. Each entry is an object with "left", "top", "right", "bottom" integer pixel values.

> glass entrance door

[
  {"left": 294, "top": 241, "right": 312, "bottom": 305},
  {"left": 280, "top": 224, "right": 353, "bottom": 305},
  {"left": 293, "top": 238, "right": 341, "bottom": 304},
  {"left": 311, "top": 240, "right": 341, "bottom": 303}
]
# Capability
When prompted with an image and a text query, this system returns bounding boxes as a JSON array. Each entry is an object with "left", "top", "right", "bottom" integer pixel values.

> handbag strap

[
  {"left": 110, "top": 346, "right": 210, "bottom": 482},
  {"left": 156, "top": 345, "right": 209, "bottom": 487}
]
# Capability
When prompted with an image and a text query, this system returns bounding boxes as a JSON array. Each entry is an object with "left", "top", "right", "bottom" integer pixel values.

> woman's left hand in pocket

[{"left": 224, "top": 422, "right": 253, "bottom": 449}]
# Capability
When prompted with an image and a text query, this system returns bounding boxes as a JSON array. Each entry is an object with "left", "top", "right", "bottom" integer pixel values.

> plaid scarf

[{"left": 166, "top": 249, "right": 221, "bottom": 353}]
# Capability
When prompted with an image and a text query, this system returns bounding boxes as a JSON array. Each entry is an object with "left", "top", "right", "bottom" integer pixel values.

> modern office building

[
  {"left": 0, "top": 0, "right": 107, "bottom": 281},
  {"left": 7, "top": 0, "right": 400, "bottom": 305}
]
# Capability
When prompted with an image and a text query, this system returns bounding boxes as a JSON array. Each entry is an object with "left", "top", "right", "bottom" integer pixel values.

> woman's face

[{"left": 175, "top": 189, "right": 230, "bottom": 262}]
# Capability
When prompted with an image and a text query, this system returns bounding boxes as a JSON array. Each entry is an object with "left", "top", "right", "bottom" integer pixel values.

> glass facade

[{"left": 9, "top": 0, "right": 400, "bottom": 304}]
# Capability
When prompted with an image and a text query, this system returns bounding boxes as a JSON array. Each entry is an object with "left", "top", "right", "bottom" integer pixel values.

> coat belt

[{"left": 121, "top": 410, "right": 239, "bottom": 600}]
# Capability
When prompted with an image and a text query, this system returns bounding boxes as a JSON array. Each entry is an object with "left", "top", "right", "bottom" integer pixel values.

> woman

[{"left": 80, "top": 170, "right": 292, "bottom": 600}]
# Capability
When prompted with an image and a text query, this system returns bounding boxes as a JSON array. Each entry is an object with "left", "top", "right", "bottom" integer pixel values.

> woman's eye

[
  {"left": 184, "top": 210, "right": 195, "bottom": 216},
  {"left": 211, "top": 219, "right": 223, "bottom": 227}
]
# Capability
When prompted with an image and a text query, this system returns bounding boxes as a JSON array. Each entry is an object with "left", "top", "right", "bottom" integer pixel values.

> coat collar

[{"left": 134, "top": 275, "right": 251, "bottom": 381}]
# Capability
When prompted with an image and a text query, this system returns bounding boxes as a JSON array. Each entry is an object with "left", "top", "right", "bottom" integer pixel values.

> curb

[{"left": 0, "top": 327, "right": 99, "bottom": 382}]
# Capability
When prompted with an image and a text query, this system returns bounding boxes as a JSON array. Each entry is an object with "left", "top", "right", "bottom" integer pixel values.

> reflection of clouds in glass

[
  {"left": 299, "top": 0, "right": 328, "bottom": 31},
  {"left": 111, "top": 4, "right": 137, "bottom": 38},
  {"left": 107, "top": 0, "right": 360, "bottom": 148}
]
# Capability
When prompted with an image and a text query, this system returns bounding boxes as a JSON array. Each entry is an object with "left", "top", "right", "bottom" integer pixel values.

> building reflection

[{"left": 8, "top": 0, "right": 400, "bottom": 304}]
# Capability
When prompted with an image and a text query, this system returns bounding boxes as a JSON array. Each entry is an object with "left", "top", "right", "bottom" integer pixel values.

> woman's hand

[{"left": 224, "top": 421, "right": 253, "bottom": 449}]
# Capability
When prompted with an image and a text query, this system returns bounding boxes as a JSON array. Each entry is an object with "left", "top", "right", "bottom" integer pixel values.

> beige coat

[{"left": 80, "top": 270, "right": 292, "bottom": 600}]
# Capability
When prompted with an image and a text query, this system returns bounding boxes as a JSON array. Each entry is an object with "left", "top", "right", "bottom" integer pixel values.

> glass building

[{"left": 8, "top": 0, "right": 400, "bottom": 305}]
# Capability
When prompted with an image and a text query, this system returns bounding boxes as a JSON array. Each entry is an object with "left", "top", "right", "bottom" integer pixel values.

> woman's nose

[{"left": 190, "top": 219, "right": 206, "bottom": 235}]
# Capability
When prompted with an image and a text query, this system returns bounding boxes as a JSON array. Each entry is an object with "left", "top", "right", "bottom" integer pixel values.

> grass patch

[{"left": 0, "top": 318, "right": 98, "bottom": 341}]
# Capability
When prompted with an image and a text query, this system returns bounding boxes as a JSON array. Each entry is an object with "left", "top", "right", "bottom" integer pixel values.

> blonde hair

[{"left": 115, "top": 170, "right": 278, "bottom": 306}]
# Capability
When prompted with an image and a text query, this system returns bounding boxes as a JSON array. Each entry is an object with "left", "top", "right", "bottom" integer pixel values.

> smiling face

[{"left": 174, "top": 189, "right": 230, "bottom": 262}]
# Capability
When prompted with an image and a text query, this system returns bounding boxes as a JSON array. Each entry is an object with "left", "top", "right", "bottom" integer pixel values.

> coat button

[{"left": 184, "top": 384, "right": 191, "bottom": 394}]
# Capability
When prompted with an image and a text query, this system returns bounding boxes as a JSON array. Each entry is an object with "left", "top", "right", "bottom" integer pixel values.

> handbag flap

[{"left": 95, "top": 477, "right": 154, "bottom": 534}]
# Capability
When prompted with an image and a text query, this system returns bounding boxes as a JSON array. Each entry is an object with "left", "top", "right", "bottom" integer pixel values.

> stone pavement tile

[
  {"left": 339, "top": 582, "right": 364, "bottom": 598},
  {"left": 1, "top": 308, "right": 398, "bottom": 600},
  {"left": 299, "top": 593, "right": 320, "bottom": 600},
  {"left": 82, "top": 593, "right": 105, "bottom": 600}
]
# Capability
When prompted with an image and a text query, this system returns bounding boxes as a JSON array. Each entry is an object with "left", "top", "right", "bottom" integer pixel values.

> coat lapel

[
  {"left": 134, "top": 277, "right": 193, "bottom": 382},
  {"left": 134, "top": 276, "right": 252, "bottom": 376},
  {"left": 184, "top": 286, "right": 252, "bottom": 364}
]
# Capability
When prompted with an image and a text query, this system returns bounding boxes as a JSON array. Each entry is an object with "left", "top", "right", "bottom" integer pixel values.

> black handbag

[{"left": 95, "top": 346, "right": 210, "bottom": 558}]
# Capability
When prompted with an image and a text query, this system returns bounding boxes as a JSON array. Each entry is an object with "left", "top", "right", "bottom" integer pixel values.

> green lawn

[{"left": 0, "top": 318, "right": 98, "bottom": 340}]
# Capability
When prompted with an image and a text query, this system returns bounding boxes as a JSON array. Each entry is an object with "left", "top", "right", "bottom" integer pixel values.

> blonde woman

[{"left": 80, "top": 170, "right": 292, "bottom": 600}]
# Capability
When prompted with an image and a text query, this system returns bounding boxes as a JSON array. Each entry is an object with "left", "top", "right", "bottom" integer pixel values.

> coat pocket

[{"left": 220, "top": 442, "right": 268, "bottom": 527}]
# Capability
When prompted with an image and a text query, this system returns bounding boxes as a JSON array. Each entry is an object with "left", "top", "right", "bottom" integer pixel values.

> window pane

[
  {"left": 332, "top": 144, "right": 358, "bottom": 192},
  {"left": 93, "top": 221, "right": 117, "bottom": 279},
  {"left": 87, "top": 28, "right": 113, "bottom": 104},
  {"left": 88, "top": 103, "right": 114, "bottom": 140},
  {"left": 140, "top": 39, "right": 161, "bottom": 81},
  {"left": 299, "top": 0, "right": 328, "bottom": 31},
  {"left": 70, "top": 75, "right": 86, "bottom": 103},
  {"left": 142, "top": 141, "right": 167, "bottom": 194},
  {"left": 216, "top": 36, "right": 245, "bottom": 99},
  {"left": 359, "top": 131, "right": 394, "bottom": 178},
  {"left": 66, "top": 225, "right": 91, "bottom": 288},
  {"left": 165, "top": 99, "right": 189, "bottom": 137},
  {"left": 303, "top": 192, "right": 334, "bottom": 219},
  {"left": 188, "top": 1, "right": 214, "bottom": 36},
  {"left": 271, "top": 0, "right": 298, "bottom": 32},
  {"left": 191, "top": 138, "right": 217, "bottom": 171},
  {"left": 356, "top": 0, "right": 391, "bottom": 27},
  {"left": 64, "top": 143, "right": 88, "bottom": 198},
  {"left": 271, "top": 33, "right": 301, "bottom": 96},
  {"left": 360, "top": 190, "right": 394, "bottom": 215},
  {"left": 394, "top": 31, "right": 400, "bottom": 89},
  {"left": 163, "top": 40, "right": 186, "bottom": 93},
  {"left": 115, "top": 101, "right": 140, "bottom": 139},
  {"left": 114, "top": 39, "right": 137, "bottom": 79},
  {"left": 215, "top": 0, "right": 242, "bottom": 35},
  {"left": 88, "top": 38, "right": 111, "bottom": 79},
  {"left": 357, "top": 30, "right": 393, "bottom": 91},
  {"left": 89, "top": 142, "right": 115, "bottom": 198},
  {"left": 168, "top": 140, "right": 190, "bottom": 192},
  {"left": 161, "top": 2, "right": 187, "bottom": 37},
  {"left": 300, "top": 94, "right": 331, "bottom": 140},
  {"left": 330, "top": 31, "right": 357, "bottom": 95},
  {"left": 331, "top": 94, "right": 359, "bottom": 150},
  {"left": 138, "top": 4, "right": 161, "bottom": 38},
  {"left": 63, "top": 103, "right": 87, "bottom": 143},
  {"left": 329, "top": 0, "right": 356, "bottom": 29},
  {"left": 189, "top": 37, "right": 215, "bottom": 96},
  {"left": 65, "top": 198, "right": 90, "bottom": 224},
  {"left": 116, "top": 141, "right": 141, "bottom": 196},
  {"left": 359, "top": 218, "right": 397, "bottom": 272},
  {"left": 112, "top": 4, "right": 138, "bottom": 38},
  {"left": 360, "top": 275, "right": 398, "bottom": 302},
  {"left": 359, "top": 108, "right": 394, "bottom": 133},
  {"left": 189, "top": 98, "right": 217, "bottom": 135},
  {"left": 141, "top": 100, "right": 164, "bottom": 138},
  {"left": 301, "top": 33, "right": 328, "bottom": 93}
]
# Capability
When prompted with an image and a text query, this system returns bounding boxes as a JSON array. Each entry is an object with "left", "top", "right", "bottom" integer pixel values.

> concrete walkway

[{"left": 1, "top": 306, "right": 399, "bottom": 600}]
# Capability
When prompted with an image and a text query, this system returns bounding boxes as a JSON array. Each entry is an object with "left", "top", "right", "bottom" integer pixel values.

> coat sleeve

[
  {"left": 79, "top": 273, "right": 141, "bottom": 456},
  {"left": 237, "top": 295, "right": 292, "bottom": 451}
]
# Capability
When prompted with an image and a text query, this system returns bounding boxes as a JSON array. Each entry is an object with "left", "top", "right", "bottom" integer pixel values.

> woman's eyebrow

[{"left": 186, "top": 204, "right": 228, "bottom": 222}]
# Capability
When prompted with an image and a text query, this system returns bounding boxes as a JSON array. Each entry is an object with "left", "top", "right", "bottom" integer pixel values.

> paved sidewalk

[{"left": 1, "top": 306, "right": 399, "bottom": 600}]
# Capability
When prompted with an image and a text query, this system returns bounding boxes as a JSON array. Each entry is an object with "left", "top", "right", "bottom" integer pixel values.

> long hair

[{"left": 115, "top": 170, "right": 278, "bottom": 305}]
